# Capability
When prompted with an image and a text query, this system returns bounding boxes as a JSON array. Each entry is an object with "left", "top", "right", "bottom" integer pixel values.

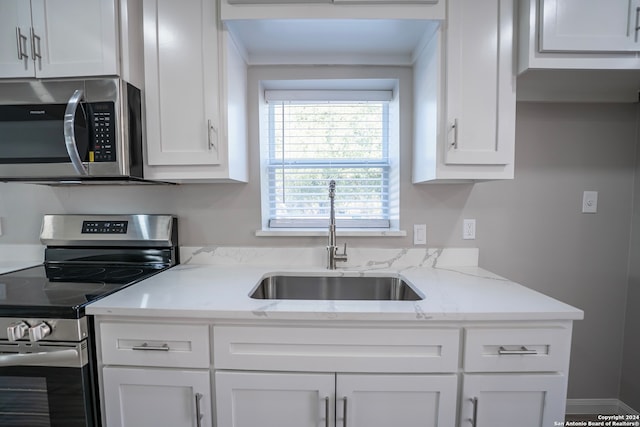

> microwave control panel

[{"left": 88, "top": 102, "right": 116, "bottom": 162}]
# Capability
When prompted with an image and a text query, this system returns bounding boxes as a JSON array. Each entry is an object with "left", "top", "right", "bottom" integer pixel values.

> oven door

[{"left": 0, "top": 341, "right": 97, "bottom": 427}]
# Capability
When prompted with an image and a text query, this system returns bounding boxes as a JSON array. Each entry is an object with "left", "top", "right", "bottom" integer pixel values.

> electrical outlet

[
  {"left": 463, "top": 219, "right": 476, "bottom": 240},
  {"left": 413, "top": 224, "right": 427, "bottom": 245}
]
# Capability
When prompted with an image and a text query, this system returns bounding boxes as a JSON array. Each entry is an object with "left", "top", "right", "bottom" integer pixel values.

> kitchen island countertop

[{"left": 86, "top": 262, "right": 584, "bottom": 322}]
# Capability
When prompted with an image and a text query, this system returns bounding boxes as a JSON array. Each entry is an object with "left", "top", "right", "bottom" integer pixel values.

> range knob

[
  {"left": 7, "top": 321, "right": 30, "bottom": 341},
  {"left": 28, "top": 322, "right": 52, "bottom": 342}
]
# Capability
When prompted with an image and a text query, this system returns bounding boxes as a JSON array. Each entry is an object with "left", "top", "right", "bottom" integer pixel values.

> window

[{"left": 262, "top": 89, "right": 396, "bottom": 230}]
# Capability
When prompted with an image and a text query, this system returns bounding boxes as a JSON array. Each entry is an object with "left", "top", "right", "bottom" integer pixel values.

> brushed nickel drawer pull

[
  {"left": 635, "top": 7, "right": 640, "bottom": 42},
  {"left": 470, "top": 397, "right": 478, "bottom": 427},
  {"left": 324, "top": 396, "right": 330, "bottom": 427},
  {"left": 131, "top": 343, "right": 170, "bottom": 351},
  {"left": 450, "top": 118, "right": 458, "bottom": 149},
  {"left": 16, "top": 27, "right": 28, "bottom": 59},
  {"left": 30, "top": 28, "right": 42, "bottom": 61},
  {"left": 343, "top": 396, "right": 348, "bottom": 427},
  {"left": 195, "top": 393, "right": 204, "bottom": 427},
  {"left": 498, "top": 345, "right": 537, "bottom": 355}
]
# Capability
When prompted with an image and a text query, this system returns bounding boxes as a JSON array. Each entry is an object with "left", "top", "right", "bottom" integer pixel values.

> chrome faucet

[{"left": 327, "top": 180, "right": 348, "bottom": 269}]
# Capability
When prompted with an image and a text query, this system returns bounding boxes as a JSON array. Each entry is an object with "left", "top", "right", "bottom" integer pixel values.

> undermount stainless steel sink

[{"left": 249, "top": 275, "right": 423, "bottom": 301}]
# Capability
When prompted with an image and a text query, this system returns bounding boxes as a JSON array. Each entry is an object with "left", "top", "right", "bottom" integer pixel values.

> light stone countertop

[{"left": 86, "top": 247, "right": 584, "bottom": 322}]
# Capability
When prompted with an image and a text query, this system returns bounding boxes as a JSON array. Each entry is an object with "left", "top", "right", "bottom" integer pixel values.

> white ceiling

[{"left": 225, "top": 19, "right": 439, "bottom": 65}]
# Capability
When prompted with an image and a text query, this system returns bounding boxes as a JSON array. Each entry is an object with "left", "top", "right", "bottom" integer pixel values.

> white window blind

[{"left": 266, "top": 90, "right": 392, "bottom": 229}]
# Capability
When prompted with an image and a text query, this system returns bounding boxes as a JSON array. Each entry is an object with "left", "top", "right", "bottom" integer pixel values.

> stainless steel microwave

[{"left": 0, "top": 78, "right": 149, "bottom": 184}]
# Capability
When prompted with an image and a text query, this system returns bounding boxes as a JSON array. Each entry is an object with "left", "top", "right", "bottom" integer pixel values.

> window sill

[{"left": 255, "top": 228, "right": 407, "bottom": 237}]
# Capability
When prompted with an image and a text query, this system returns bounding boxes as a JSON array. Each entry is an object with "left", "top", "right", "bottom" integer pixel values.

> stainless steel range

[{"left": 0, "top": 214, "right": 179, "bottom": 427}]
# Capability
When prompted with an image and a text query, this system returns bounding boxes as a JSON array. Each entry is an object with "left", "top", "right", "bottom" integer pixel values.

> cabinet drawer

[
  {"left": 463, "top": 327, "right": 571, "bottom": 372},
  {"left": 213, "top": 326, "right": 459, "bottom": 373},
  {"left": 100, "top": 322, "right": 210, "bottom": 368}
]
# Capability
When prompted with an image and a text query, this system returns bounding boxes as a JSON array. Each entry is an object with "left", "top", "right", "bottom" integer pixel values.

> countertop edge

[{"left": 86, "top": 307, "right": 585, "bottom": 322}]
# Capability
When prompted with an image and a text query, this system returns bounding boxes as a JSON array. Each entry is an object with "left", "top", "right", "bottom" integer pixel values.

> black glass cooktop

[{"left": 0, "top": 263, "right": 168, "bottom": 318}]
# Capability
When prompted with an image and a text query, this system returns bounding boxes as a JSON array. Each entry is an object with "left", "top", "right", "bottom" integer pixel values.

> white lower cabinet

[
  {"left": 97, "top": 320, "right": 213, "bottom": 427},
  {"left": 215, "top": 371, "right": 457, "bottom": 427},
  {"left": 103, "top": 367, "right": 212, "bottom": 427},
  {"left": 460, "top": 326, "right": 571, "bottom": 426},
  {"left": 94, "top": 319, "right": 575, "bottom": 427},
  {"left": 215, "top": 371, "right": 335, "bottom": 427},
  {"left": 460, "top": 374, "right": 566, "bottom": 427},
  {"left": 337, "top": 373, "right": 457, "bottom": 427}
]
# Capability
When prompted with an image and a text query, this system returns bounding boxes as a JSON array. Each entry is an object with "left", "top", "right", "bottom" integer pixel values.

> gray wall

[
  {"left": 473, "top": 103, "right": 637, "bottom": 400},
  {"left": 621, "top": 107, "right": 640, "bottom": 410},
  {"left": 0, "top": 98, "right": 637, "bottom": 400}
]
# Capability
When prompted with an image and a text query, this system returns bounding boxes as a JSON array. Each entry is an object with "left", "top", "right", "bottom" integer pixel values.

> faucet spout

[{"left": 327, "top": 180, "right": 348, "bottom": 269}]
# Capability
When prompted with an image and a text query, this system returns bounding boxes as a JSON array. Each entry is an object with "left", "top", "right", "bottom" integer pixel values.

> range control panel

[{"left": 81, "top": 221, "right": 128, "bottom": 234}]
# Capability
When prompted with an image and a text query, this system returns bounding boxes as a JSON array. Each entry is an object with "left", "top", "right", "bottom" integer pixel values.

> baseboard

[{"left": 567, "top": 399, "right": 639, "bottom": 415}]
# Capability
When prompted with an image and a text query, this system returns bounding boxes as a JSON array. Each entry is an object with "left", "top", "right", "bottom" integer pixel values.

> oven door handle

[
  {"left": 63, "top": 89, "right": 89, "bottom": 176},
  {"left": 0, "top": 348, "right": 79, "bottom": 367}
]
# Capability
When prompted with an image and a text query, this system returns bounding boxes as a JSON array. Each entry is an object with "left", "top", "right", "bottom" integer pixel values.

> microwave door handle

[{"left": 63, "top": 89, "right": 88, "bottom": 176}]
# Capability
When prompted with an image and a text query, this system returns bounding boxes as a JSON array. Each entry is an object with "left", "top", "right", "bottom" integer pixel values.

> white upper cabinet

[
  {"left": 142, "top": 0, "right": 248, "bottom": 182},
  {"left": 444, "top": 0, "right": 514, "bottom": 167},
  {"left": 517, "top": 0, "right": 640, "bottom": 102},
  {"left": 540, "top": 0, "right": 639, "bottom": 52},
  {"left": 0, "top": 0, "right": 119, "bottom": 78},
  {"left": 413, "top": 0, "right": 516, "bottom": 182},
  {"left": 0, "top": 1, "right": 32, "bottom": 78},
  {"left": 143, "top": 0, "right": 221, "bottom": 167},
  {"left": 518, "top": 0, "right": 640, "bottom": 73}
]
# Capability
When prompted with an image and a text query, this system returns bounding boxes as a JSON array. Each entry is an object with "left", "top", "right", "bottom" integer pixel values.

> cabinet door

[
  {"left": 30, "top": 0, "right": 118, "bottom": 78},
  {"left": 143, "top": 0, "right": 221, "bottom": 166},
  {"left": 0, "top": 0, "right": 33, "bottom": 78},
  {"left": 103, "top": 367, "right": 212, "bottom": 427},
  {"left": 215, "top": 371, "right": 335, "bottom": 427},
  {"left": 337, "top": 374, "right": 457, "bottom": 427},
  {"left": 540, "top": 0, "right": 639, "bottom": 52},
  {"left": 445, "top": 0, "right": 515, "bottom": 166},
  {"left": 461, "top": 374, "right": 566, "bottom": 427}
]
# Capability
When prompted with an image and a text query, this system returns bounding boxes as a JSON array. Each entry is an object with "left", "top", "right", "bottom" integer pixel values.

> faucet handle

[
  {"left": 339, "top": 242, "right": 347, "bottom": 256},
  {"left": 335, "top": 242, "right": 348, "bottom": 263}
]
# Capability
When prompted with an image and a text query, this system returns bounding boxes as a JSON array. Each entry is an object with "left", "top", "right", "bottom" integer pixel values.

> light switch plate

[
  {"left": 413, "top": 224, "right": 426, "bottom": 245},
  {"left": 582, "top": 191, "right": 598, "bottom": 213}
]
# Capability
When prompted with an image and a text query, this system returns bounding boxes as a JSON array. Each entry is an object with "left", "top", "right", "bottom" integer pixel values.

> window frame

[{"left": 257, "top": 80, "right": 402, "bottom": 235}]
